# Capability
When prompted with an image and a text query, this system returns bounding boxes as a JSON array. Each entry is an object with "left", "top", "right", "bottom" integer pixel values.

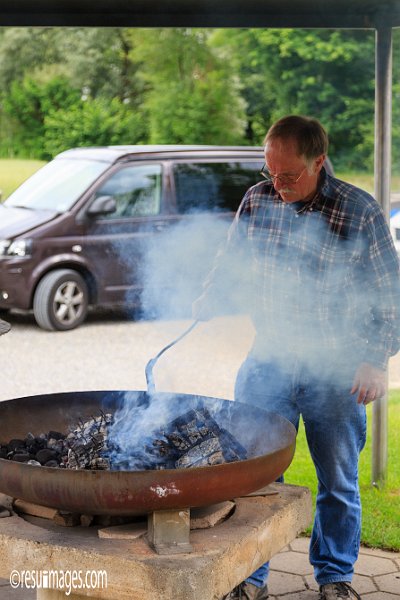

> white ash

[
  {"left": 66, "top": 412, "right": 113, "bottom": 470},
  {"left": 3, "top": 408, "right": 247, "bottom": 471}
]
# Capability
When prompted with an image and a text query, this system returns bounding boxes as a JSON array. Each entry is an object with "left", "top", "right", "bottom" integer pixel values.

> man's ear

[{"left": 315, "top": 154, "right": 326, "bottom": 173}]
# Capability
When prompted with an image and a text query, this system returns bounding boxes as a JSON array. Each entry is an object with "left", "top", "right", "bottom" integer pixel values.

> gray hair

[{"left": 264, "top": 115, "right": 329, "bottom": 165}]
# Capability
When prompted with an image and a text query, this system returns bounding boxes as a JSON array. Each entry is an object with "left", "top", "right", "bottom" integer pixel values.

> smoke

[
  {"left": 104, "top": 211, "right": 260, "bottom": 469},
  {"left": 105, "top": 392, "right": 248, "bottom": 471},
  {"left": 137, "top": 212, "right": 248, "bottom": 320},
  {"left": 107, "top": 202, "right": 396, "bottom": 469},
  {"left": 106, "top": 391, "right": 183, "bottom": 470},
  {"left": 105, "top": 391, "right": 291, "bottom": 471},
  {"left": 132, "top": 202, "right": 391, "bottom": 383}
]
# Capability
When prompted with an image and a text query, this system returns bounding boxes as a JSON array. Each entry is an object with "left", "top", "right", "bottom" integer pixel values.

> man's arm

[{"left": 352, "top": 204, "right": 400, "bottom": 403}]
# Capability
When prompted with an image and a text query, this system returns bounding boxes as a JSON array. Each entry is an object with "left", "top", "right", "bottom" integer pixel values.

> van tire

[{"left": 33, "top": 269, "right": 89, "bottom": 331}]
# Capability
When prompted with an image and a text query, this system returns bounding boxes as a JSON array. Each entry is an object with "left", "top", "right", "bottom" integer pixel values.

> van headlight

[{"left": 0, "top": 239, "right": 32, "bottom": 257}]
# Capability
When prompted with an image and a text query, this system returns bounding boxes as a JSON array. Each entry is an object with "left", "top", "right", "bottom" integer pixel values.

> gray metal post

[{"left": 373, "top": 25, "right": 393, "bottom": 487}]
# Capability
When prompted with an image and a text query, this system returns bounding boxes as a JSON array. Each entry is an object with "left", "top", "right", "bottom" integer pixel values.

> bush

[
  {"left": 43, "top": 97, "right": 147, "bottom": 158},
  {"left": 1, "top": 76, "right": 81, "bottom": 159}
]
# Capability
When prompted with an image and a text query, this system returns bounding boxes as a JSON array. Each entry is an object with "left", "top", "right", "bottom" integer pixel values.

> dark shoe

[
  {"left": 223, "top": 581, "right": 269, "bottom": 599},
  {"left": 319, "top": 582, "right": 362, "bottom": 600}
]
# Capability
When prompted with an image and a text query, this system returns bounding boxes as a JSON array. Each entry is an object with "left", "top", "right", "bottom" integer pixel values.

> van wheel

[{"left": 33, "top": 270, "right": 89, "bottom": 331}]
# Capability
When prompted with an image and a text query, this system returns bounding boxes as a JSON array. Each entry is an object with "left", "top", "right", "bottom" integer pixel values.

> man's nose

[{"left": 273, "top": 177, "right": 285, "bottom": 191}]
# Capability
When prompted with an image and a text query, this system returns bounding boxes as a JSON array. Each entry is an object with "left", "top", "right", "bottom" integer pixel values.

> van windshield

[{"left": 5, "top": 158, "right": 107, "bottom": 212}]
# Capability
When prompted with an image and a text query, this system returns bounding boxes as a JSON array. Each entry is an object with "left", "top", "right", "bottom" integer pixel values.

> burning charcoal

[
  {"left": 65, "top": 413, "right": 113, "bottom": 470},
  {"left": 48, "top": 431, "right": 65, "bottom": 441},
  {"left": 23, "top": 433, "right": 37, "bottom": 448},
  {"left": 218, "top": 429, "right": 248, "bottom": 463},
  {"left": 12, "top": 453, "right": 32, "bottom": 463},
  {"left": 6, "top": 406, "right": 247, "bottom": 473},
  {"left": 139, "top": 408, "right": 248, "bottom": 471},
  {"left": 91, "top": 457, "right": 110, "bottom": 470},
  {"left": 8, "top": 439, "right": 25, "bottom": 452},
  {"left": 176, "top": 438, "right": 224, "bottom": 468},
  {"left": 36, "top": 448, "right": 58, "bottom": 465},
  {"left": 166, "top": 433, "right": 192, "bottom": 451},
  {"left": 49, "top": 440, "right": 65, "bottom": 455},
  {"left": 25, "top": 441, "right": 41, "bottom": 455}
]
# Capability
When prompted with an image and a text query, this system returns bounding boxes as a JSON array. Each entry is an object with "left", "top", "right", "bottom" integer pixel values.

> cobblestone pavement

[
  {"left": 268, "top": 537, "right": 400, "bottom": 599},
  {"left": 0, "top": 311, "right": 399, "bottom": 598}
]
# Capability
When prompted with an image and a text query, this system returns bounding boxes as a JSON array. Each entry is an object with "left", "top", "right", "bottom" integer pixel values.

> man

[{"left": 193, "top": 115, "right": 400, "bottom": 600}]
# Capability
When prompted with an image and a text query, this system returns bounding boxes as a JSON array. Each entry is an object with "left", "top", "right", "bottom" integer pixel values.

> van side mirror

[{"left": 87, "top": 195, "right": 117, "bottom": 216}]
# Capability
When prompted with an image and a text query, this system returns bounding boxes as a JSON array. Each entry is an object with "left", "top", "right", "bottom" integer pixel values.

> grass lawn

[
  {"left": 285, "top": 390, "right": 400, "bottom": 551},
  {"left": 336, "top": 171, "right": 400, "bottom": 195},
  {"left": 0, "top": 158, "right": 46, "bottom": 200}
]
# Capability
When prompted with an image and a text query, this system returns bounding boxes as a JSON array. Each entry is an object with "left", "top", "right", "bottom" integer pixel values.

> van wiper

[{"left": 7, "top": 204, "right": 33, "bottom": 210}]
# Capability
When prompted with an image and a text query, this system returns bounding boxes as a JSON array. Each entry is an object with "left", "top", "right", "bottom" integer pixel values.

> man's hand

[{"left": 351, "top": 363, "right": 387, "bottom": 405}]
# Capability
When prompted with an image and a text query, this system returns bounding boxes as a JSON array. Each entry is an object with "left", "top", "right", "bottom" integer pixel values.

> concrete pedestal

[{"left": 0, "top": 483, "right": 312, "bottom": 600}]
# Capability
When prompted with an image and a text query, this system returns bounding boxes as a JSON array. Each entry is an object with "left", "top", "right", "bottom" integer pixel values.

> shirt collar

[{"left": 295, "top": 167, "right": 329, "bottom": 214}]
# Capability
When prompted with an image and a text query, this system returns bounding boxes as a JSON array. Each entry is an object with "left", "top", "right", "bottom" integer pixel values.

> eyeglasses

[{"left": 260, "top": 165, "right": 307, "bottom": 186}]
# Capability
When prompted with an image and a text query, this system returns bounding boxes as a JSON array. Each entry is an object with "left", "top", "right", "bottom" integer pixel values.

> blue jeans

[{"left": 234, "top": 355, "right": 367, "bottom": 587}]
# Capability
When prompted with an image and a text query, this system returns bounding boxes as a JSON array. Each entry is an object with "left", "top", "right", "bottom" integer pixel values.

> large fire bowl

[{"left": 0, "top": 391, "right": 296, "bottom": 516}]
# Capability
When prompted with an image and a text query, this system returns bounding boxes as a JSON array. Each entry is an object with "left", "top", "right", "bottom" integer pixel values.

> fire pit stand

[
  {"left": 0, "top": 483, "right": 312, "bottom": 600},
  {"left": 148, "top": 508, "right": 193, "bottom": 554}
]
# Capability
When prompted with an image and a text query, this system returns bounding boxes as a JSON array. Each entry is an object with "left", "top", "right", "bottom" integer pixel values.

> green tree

[
  {"left": 43, "top": 97, "right": 147, "bottom": 157},
  {"left": 392, "top": 29, "right": 400, "bottom": 175},
  {"left": 211, "top": 29, "right": 376, "bottom": 170},
  {"left": 0, "top": 28, "right": 146, "bottom": 159},
  {"left": 0, "top": 26, "right": 392, "bottom": 171},
  {"left": 0, "top": 28, "right": 62, "bottom": 88},
  {"left": 1, "top": 75, "right": 81, "bottom": 158},
  {"left": 129, "top": 28, "right": 246, "bottom": 144},
  {"left": 0, "top": 28, "right": 142, "bottom": 103}
]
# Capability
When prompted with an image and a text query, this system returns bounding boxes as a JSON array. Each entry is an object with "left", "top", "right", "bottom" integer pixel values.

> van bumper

[{"left": 0, "top": 260, "right": 32, "bottom": 310}]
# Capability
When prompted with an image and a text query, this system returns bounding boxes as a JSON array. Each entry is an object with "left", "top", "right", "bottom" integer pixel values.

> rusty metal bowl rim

[
  {"left": 0, "top": 389, "right": 297, "bottom": 515},
  {"left": 0, "top": 389, "right": 297, "bottom": 474}
]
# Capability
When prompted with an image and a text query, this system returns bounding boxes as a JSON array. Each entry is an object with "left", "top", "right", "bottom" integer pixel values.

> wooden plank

[
  {"left": 191, "top": 501, "right": 235, "bottom": 529},
  {"left": 13, "top": 499, "right": 58, "bottom": 520},
  {"left": 13, "top": 499, "right": 81, "bottom": 526},
  {"left": 98, "top": 522, "right": 147, "bottom": 540}
]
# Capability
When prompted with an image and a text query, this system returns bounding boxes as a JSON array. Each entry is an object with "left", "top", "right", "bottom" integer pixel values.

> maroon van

[{"left": 0, "top": 146, "right": 267, "bottom": 330}]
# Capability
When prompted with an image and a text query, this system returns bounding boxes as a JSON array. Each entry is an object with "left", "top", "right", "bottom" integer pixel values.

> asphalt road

[
  {"left": 0, "top": 311, "right": 257, "bottom": 403},
  {"left": 1, "top": 310, "right": 400, "bottom": 404}
]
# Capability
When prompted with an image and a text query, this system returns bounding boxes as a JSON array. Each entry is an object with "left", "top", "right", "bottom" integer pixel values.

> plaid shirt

[{"left": 208, "top": 169, "right": 400, "bottom": 370}]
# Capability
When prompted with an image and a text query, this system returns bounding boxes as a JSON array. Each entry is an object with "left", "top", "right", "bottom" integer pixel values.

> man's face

[{"left": 264, "top": 137, "right": 325, "bottom": 203}]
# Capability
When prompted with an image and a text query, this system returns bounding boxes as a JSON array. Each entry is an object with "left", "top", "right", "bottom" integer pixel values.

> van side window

[
  {"left": 173, "top": 162, "right": 263, "bottom": 214},
  {"left": 95, "top": 164, "right": 162, "bottom": 218}
]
